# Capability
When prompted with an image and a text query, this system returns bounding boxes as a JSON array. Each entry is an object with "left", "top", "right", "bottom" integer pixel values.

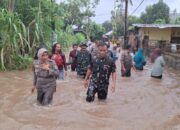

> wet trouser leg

[
  {"left": 97, "top": 86, "right": 108, "bottom": 100},
  {"left": 86, "top": 81, "right": 108, "bottom": 102},
  {"left": 37, "top": 87, "right": 54, "bottom": 106},
  {"left": 86, "top": 82, "right": 97, "bottom": 102},
  {"left": 58, "top": 69, "right": 64, "bottom": 80},
  {"left": 126, "top": 69, "right": 131, "bottom": 77},
  {"left": 37, "top": 89, "right": 44, "bottom": 104}
]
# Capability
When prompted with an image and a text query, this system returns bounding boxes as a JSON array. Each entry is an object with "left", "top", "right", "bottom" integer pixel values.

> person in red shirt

[
  {"left": 69, "top": 44, "right": 78, "bottom": 71},
  {"left": 51, "top": 43, "right": 67, "bottom": 80}
]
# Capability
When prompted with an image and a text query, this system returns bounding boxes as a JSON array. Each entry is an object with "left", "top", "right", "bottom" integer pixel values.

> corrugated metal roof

[
  {"left": 133, "top": 24, "right": 180, "bottom": 29},
  {"left": 104, "top": 30, "right": 113, "bottom": 36}
]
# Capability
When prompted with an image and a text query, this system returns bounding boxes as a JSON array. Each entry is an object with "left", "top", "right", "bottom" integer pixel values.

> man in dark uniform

[
  {"left": 84, "top": 43, "right": 116, "bottom": 102},
  {"left": 76, "top": 43, "right": 91, "bottom": 78}
]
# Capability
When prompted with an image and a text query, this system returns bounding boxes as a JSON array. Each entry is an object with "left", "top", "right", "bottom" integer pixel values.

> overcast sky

[{"left": 56, "top": 0, "right": 180, "bottom": 24}]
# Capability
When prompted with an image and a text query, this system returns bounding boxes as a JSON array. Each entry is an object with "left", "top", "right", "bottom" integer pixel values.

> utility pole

[{"left": 124, "top": 0, "right": 128, "bottom": 46}]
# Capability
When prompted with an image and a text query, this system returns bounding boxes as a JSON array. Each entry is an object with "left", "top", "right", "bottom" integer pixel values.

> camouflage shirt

[
  {"left": 76, "top": 50, "right": 91, "bottom": 76},
  {"left": 89, "top": 56, "right": 116, "bottom": 85}
]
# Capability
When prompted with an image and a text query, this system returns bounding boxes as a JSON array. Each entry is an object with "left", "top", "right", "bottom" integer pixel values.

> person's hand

[
  {"left": 111, "top": 83, "right": 115, "bottom": 93},
  {"left": 65, "top": 71, "right": 67, "bottom": 77},
  {"left": 52, "top": 55, "right": 56, "bottom": 60},
  {"left": 122, "top": 67, "right": 126, "bottom": 72},
  {"left": 31, "top": 86, "right": 36, "bottom": 93},
  {"left": 42, "top": 63, "right": 49, "bottom": 71},
  {"left": 84, "top": 80, "right": 89, "bottom": 88}
]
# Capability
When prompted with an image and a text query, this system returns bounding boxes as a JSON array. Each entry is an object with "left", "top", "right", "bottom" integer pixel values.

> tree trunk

[{"left": 7, "top": 0, "right": 16, "bottom": 12}]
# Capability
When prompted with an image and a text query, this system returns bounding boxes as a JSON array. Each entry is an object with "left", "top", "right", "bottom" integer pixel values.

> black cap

[{"left": 79, "top": 43, "right": 88, "bottom": 47}]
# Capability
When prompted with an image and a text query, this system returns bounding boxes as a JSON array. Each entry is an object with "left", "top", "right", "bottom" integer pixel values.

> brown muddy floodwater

[{"left": 0, "top": 63, "right": 180, "bottom": 130}]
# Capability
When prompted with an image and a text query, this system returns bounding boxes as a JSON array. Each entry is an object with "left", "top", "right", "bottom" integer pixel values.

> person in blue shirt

[{"left": 133, "top": 48, "right": 146, "bottom": 70}]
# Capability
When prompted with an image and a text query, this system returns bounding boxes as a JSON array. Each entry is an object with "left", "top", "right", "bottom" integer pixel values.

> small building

[{"left": 133, "top": 24, "right": 180, "bottom": 47}]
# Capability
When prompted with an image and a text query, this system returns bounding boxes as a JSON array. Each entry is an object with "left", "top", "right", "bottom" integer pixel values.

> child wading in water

[
  {"left": 84, "top": 43, "right": 116, "bottom": 102},
  {"left": 32, "top": 48, "right": 59, "bottom": 106}
]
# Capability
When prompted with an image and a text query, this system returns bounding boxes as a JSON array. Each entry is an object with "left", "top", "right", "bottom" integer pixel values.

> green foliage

[
  {"left": 128, "top": 16, "right": 141, "bottom": 26},
  {"left": 62, "top": 0, "right": 100, "bottom": 29},
  {"left": 74, "top": 33, "right": 86, "bottom": 44},
  {"left": 154, "top": 18, "right": 166, "bottom": 24},
  {"left": 102, "top": 20, "right": 112, "bottom": 32},
  {"left": 175, "top": 17, "right": 180, "bottom": 24},
  {"left": 0, "top": 9, "right": 32, "bottom": 70},
  {"left": 0, "top": 0, "right": 100, "bottom": 70},
  {"left": 87, "top": 22, "right": 105, "bottom": 41},
  {"left": 111, "top": 9, "right": 124, "bottom": 37},
  {"left": 140, "top": 0, "right": 170, "bottom": 24},
  {"left": 57, "top": 31, "right": 85, "bottom": 51}
]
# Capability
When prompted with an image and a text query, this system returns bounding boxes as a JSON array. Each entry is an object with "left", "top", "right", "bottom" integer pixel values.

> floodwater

[{"left": 0, "top": 63, "right": 180, "bottom": 130}]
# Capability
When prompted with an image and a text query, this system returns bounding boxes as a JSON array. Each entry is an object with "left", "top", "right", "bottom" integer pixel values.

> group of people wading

[{"left": 32, "top": 40, "right": 165, "bottom": 106}]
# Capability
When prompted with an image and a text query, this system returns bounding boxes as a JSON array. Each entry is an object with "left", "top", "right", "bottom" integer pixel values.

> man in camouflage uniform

[
  {"left": 76, "top": 43, "right": 91, "bottom": 78},
  {"left": 84, "top": 44, "right": 116, "bottom": 102}
]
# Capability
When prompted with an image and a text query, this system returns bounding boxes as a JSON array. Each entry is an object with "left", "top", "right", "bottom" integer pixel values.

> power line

[{"left": 130, "top": 0, "right": 145, "bottom": 16}]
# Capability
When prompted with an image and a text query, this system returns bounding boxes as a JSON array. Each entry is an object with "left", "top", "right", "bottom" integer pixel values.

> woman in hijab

[
  {"left": 134, "top": 48, "right": 146, "bottom": 70},
  {"left": 32, "top": 48, "right": 59, "bottom": 106},
  {"left": 150, "top": 48, "right": 165, "bottom": 79}
]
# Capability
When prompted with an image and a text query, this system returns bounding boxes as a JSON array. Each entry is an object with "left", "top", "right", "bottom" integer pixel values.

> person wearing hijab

[
  {"left": 32, "top": 48, "right": 59, "bottom": 106},
  {"left": 150, "top": 48, "right": 165, "bottom": 79},
  {"left": 134, "top": 48, "right": 146, "bottom": 70}
]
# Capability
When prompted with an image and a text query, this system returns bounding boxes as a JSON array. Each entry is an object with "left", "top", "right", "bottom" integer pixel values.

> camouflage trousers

[{"left": 86, "top": 80, "right": 109, "bottom": 102}]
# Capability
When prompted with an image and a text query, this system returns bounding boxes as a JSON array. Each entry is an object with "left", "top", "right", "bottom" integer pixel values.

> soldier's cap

[{"left": 79, "top": 43, "right": 88, "bottom": 47}]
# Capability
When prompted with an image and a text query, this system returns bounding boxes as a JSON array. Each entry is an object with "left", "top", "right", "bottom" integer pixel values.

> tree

[
  {"left": 63, "top": 0, "right": 100, "bottom": 28},
  {"left": 102, "top": 20, "right": 112, "bottom": 32},
  {"left": 128, "top": 15, "right": 141, "bottom": 26},
  {"left": 115, "top": 0, "right": 133, "bottom": 43},
  {"left": 154, "top": 18, "right": 166, "bottom": 24},
  {"left": 0, "top": 0, "right": 87, "bottom": 70},
  {"left": 175, "top": 17, "right": 180, "bottom": 24},
  {"left": 140, "top": 0, "right": 170, "bottom": 24},
  {"left": 87, "top": 22, "right": 105, "bottom": 41}
]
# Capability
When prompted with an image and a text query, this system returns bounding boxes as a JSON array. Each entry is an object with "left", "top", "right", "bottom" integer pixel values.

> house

[
  {"left": 133, "top": 24, "right": 180, "bottom": 46},
  {"left": 133, "top": 23, "right": 180, "bottom": 70}
]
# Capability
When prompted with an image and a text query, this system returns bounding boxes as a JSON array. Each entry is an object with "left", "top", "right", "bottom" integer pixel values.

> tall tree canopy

[{"left": 140, "top": 0, "right": 170, "bottom": 24}]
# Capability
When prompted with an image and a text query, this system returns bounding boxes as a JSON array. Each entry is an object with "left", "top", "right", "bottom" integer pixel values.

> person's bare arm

[
  {"left": 84, "top": 69, "right": 92, "bottom": 88},
  {"left": 111, "top": 72, "right": 116, "bottom": 93}
]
